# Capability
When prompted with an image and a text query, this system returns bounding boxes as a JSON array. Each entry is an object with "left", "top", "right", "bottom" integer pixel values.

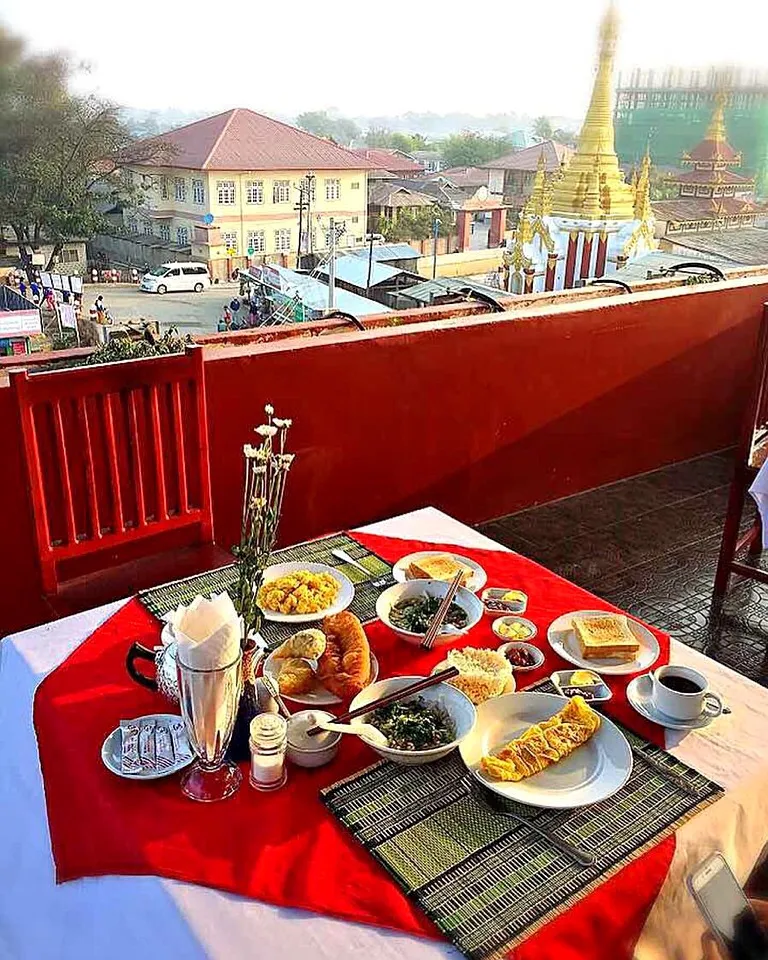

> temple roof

[
  {"left": 670, "top": 168, "right": 754, "bottom": 186},
  {"left": 653, "top": 196, "right": 758, "bottom": 220},
  {"left": 681, "top": 95, "right": 743, "bottom": 167}
]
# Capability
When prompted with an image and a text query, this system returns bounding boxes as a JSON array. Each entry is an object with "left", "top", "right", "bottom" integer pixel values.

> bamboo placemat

[
  {"left": 137, "top": 533, "right": 394, "bottom": 649},
  {"left": 322, "top": 680, "right": 723, "bottom": 960}
]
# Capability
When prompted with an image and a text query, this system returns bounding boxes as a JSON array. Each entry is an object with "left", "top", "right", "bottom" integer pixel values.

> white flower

[
  {"left": 273, "top": 417, "right": 293, "bottom": 429},
  {"left": 243, "top": 443, "right": 260, "bottom": 458},
  {"left": 255, "top": 424, "right": 278, "bottom": 438},
  {"left": 264, "top": 403, "right": 275, "bottom": 417},
  {"left": 277, "top": 453, "right": 295, "bottom": 468}
]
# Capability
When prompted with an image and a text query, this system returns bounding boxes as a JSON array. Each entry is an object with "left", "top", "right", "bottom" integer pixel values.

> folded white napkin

[
  {"left": 749, "top": 458, "right": 768, "bottom": 548},
  {"left": 175, "top": 593, "right": 241, "bottom": 670}
]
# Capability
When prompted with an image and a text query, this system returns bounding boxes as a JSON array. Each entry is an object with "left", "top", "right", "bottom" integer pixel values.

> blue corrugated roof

[
  {"left": 318, "top": 255, "right": 401, "bottom": 289},
  {"left": 348, "top": 243, "right": 420, "bottom": 262}
]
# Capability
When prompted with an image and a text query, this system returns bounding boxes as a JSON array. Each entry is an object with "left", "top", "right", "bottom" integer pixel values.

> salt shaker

[{"left": 249, "top": 713, "right": 288, "bottom": 791}]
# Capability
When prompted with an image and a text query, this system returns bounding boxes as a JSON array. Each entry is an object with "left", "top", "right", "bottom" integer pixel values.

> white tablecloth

[{"left": 2, "top": 507, "right": 768, "bottom": 960}]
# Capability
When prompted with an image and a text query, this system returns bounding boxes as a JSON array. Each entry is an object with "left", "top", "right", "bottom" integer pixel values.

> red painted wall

[
  {"left": 203, "top": 278, "right": 768, "bottom": 554},
  {"left": 2, "top": 277, "right": 766, "bottom": 635}
]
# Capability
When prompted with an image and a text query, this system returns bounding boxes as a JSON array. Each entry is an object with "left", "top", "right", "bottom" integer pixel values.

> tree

[
  {"left": 0, "top": 25, "right": 157, "bottom": 270},
  {"left": 379, "top": 206, "right": 453, "bottom": 243},
  {"left": 295, "top": 110, "right": 359, "bottom": 145},
  {"left": 552, "top": 128, "right": 577, "bottom": 147},
  {"left": 439, "top": 132, "right": 514, "bottom": 168},
  {"left": 533, "top": 116, "right": 553, "bottom": 139},
  {"left": 363, "top": 128, "right": 431, "bottom": 153}
]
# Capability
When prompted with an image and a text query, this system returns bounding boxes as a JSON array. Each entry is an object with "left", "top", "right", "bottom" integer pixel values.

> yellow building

[{"left": 124, "top": 108, "right": 371, "bottom": 278}]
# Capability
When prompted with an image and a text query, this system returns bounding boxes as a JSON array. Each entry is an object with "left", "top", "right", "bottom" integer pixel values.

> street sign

[
  {"left": 247, "top": 247, "right": 255, "bottom": 256},
  {"left": 226, "top": 248, "right": 237, "bottom": 257},
  {"left": 203, "top": 213, "right": 214, "bottom": 225}
]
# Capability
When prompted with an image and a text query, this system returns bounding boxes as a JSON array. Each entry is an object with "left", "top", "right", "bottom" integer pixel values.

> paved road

[{"left": 88, "top": 284, "right": 240, "bottom": 336}]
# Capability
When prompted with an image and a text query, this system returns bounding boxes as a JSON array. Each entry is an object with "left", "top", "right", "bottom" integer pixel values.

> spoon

[{"left": 316, "top": 718, "right": 389, "bottom": 748}]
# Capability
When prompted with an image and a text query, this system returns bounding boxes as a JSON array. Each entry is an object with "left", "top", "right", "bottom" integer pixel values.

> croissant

[
  {"left": 277, "top": 658, "right": 315, "bottom": 696},
  {"left": 273, "top": 628, "right": 326, "bottom": 660},
  {"left": 481, "top": 696, "right": 600, "bottom": 782},
  {"left": 317, "top": 612, "right": 371, "bottom": 700}
]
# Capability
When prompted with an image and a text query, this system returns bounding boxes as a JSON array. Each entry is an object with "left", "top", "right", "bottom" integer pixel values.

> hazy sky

[{"left": 3, "top": 0, "right": 768, "bottom": 122}]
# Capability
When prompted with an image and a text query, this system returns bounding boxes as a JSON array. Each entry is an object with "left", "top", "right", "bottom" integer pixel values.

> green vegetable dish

[
  {"left": 369, "top": 697, "right": 456, "bottom": 751},
  {"left": 389, "top": 594, "right": 469, "bottom": 634}
]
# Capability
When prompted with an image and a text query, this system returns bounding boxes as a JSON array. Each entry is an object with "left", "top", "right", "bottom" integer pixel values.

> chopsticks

[
  {"left": 306, "top": 666, "right": 460, "bottom": 736},
  {"left": 422, "top": 570, "right": 464, "bottom": 650}
]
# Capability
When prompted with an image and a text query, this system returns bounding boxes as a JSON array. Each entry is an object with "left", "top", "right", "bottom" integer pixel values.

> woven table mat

[
  {"left": 137, "top": 533, "right": 394, "bottom": 649},
  {"left": 322, "top": 679, "right": 724, "bottom": 960}
]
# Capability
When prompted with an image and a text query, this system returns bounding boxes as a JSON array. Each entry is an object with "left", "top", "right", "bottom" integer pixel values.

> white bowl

[
  {"left": 286, "top": 710, "right": 341, "bottom": 768},
  {"left": 375, "top": 580, "right": 483, "bottom": 646},
  {"left": 496, "top": 641, "right": 546, "bottom": 673},
  {"left": 491, "top": 616, "right": 538, "bottom": 643},
  {"left": 348, "top": 676, "right": 477, "bottom": 766}
]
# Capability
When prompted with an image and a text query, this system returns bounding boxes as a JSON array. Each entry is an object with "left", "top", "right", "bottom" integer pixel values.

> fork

[{"left": 461, "top": 776, "right": 596, "bottom": 868}]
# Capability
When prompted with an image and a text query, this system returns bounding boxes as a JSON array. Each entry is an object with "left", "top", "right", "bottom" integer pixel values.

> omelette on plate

[{"left": 481, "top": 696, "right": 600, "bottom": 782}]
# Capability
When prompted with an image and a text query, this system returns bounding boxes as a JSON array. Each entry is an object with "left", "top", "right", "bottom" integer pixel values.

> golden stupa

[{"left": 549, "top": 4, "right": 636, "bottom": 220}]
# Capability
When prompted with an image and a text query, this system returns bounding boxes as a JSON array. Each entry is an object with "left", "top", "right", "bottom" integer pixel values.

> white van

[{"left": 140, "top": 262, "right": 211, "bottom": 294}]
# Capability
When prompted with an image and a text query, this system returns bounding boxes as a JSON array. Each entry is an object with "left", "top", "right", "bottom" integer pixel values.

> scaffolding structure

[{"left": 614, "top": 68, "right": 768, "bottom": 194}]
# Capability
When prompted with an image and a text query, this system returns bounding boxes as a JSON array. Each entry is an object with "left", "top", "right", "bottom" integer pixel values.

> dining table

[{"left": 3, "top": 506, "right": 768, "bottom": 960}]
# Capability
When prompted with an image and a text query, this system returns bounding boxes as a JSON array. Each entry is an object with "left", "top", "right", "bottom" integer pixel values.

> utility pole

[
  {"left": 294, "top": 182, "right": 306, "bottom": 270},
  {"left": 365, "top": 230, "right": 375, "bottom": 291},
  {"left": 328, "top": 217, "right": 336, "bottom": 310},
  {"left": 432, "top": 216, "right": 442, "bottom": 280}
]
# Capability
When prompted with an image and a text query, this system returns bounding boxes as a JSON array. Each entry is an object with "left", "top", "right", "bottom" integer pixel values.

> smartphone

[{"left": 689, "top": 853, "right": 768, "bottom": 960}]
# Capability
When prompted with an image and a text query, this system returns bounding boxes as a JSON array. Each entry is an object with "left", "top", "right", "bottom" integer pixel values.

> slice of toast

[
  {"left": 407, "top": 554, "right": 473, "bottom": 585},
  {"left": 572, "top": 614, "right": 640, "bottom": 661}
]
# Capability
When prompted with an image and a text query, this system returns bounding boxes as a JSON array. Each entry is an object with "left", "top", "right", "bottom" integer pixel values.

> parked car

[{"left": 140, "top": 262, "right": 211, "bottom": 294}]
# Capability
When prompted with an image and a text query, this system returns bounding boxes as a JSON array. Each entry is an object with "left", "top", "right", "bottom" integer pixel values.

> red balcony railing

[{"left": 2, "top": 274, "right": 767, "bottom": 637}]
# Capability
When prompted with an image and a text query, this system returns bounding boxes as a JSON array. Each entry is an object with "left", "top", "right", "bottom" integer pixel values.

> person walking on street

[
  {"left": 95, "top": 294, "right": 106, "bottom": 323},
  {"left": 19, "top": 278, "right": 27, "bottom": 298},
  {"left": 30, "top": 279, "right": 40, "bottom": 303}
]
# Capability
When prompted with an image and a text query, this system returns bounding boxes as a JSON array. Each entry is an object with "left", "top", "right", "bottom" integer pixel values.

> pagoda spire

[
  {"left": 634, "top": 148, "right": 653, "bottom": 220},
  {"left": 706, "top": 91, "right": 728, "bottom": 143},
  {"left": 550, "top": 3, "right": 635, "bottom": 220}
]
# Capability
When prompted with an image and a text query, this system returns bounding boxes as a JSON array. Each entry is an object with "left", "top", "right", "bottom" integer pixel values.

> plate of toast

[
  {"left": 392, "top": 551, "right": 487, "bottom": 593},
  {"left": 547, "top": 610, "right": 660, "bottom": 675}
]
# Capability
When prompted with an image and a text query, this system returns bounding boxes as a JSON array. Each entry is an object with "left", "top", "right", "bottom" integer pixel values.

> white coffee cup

[{"left": 650, "top": 665, "right": 721, "bottom": 722}]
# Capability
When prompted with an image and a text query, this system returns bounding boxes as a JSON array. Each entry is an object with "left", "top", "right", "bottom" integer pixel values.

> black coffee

[{"left": 659, "top": 674, "right": 703, "bottom": 694}]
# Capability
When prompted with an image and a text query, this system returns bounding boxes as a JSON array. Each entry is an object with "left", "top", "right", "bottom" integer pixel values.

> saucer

[{"left": 626, "top": 674, "right": 723, "bottom": 730}]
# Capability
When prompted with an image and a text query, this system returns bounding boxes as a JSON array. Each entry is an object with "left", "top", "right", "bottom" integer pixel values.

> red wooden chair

[
  {"left": 713, "top": 305, "right": 768, "bottom": 598},
  {"left": 10, "top": 345, "right": 231, "bottom": 617}
]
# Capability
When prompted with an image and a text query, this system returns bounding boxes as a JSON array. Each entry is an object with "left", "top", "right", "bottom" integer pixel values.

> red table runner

[{"left": 34, "top": 533, "right": 672, "bottom": 960}]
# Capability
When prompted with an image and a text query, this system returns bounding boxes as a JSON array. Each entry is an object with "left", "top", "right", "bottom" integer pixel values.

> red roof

[
  {"left": 348, "top": 148, "right": 423, "bottom": 174},
  {"left": 482, "top": 140, "right": 573, "bottom": 172},
  {"left": 653, "top": 196, "right": 757, "bottom": 220},
  {"left": 129, "top": 109, "right": 374, "bottom": 172},
  {"left": 669, "top": 168, "right": 754, "bottom": 186},
  {"left": 682, "top": 138, "right": 741, "bottom": 165}
]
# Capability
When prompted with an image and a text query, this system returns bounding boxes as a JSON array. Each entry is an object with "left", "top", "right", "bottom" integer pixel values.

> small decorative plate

[{"left": 101, "top": 713, "right": 193, "bottom": 780}]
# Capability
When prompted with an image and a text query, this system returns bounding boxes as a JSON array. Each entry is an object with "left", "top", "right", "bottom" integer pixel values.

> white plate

[
  {"left": 257, "top": 562, "right": 354, "bottom": 623},
  {"left": 547, "top": 610, "right": 660, "bottom": 676},
  {"left": 101, "top": 713, "right": 193, "bottom": 780},
  {"left": 460, "top": 691, "right": 632, "bottom": 808},
  {"left": 392, "top": 551, "right": 487, "bottom": 594},
  {"left": 263, "top": 650, "right": 380, "bottom": 706},
  {"left": 626, "top": 674, "right": 723, "bottom": 730}
]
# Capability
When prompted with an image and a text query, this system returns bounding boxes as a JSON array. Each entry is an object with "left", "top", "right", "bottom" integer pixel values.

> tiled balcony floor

[{"left": 478, "top": 451, "right": 768, "bottom": 686}]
